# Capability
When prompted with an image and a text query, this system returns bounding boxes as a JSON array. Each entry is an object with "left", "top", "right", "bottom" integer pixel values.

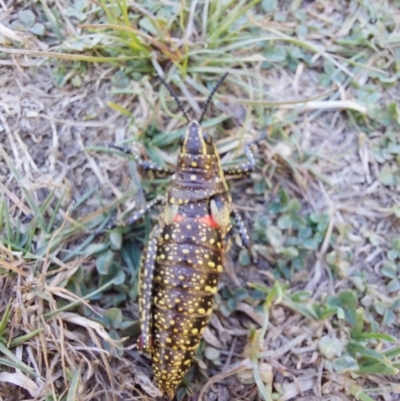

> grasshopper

[{"left": 101, "top": 74, "right": 264, "bottom": 399}]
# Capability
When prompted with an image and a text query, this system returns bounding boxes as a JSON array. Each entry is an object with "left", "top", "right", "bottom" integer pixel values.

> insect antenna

[
  {"left": 158, "top": 75, "right": 190, "bottom": 123},
  {"left": 199, "top": 73, "right": 228, "bottom": 124}
]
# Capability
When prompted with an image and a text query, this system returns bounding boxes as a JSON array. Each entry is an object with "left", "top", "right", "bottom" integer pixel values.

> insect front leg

[
  {"left": 110, "top": 144, "right": 172, "bottom": 174},
  {"left": 138, "top": 224, "right": 162, "bottom": 354},
  {"left": 223, "top": 132, "right": 266, "bottom": 176},
  {"left": 93, "top": 195, "right": 165, "bottom": 236}
]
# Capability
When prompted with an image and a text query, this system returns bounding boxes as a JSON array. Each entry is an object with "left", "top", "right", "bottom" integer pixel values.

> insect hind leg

[
  {"left": 138, "top": 224, "right": 162, "bottom": 354},
  {"left": 231, "top": 206, "right": 268, "bottom": 270}
]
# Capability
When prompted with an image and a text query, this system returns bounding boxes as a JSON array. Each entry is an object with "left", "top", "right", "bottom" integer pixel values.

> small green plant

[
  {"left": 13, "top": 9, "right": 45, "bottom": 36},
  {"left": 249, "top": 189, "right": 328, "bottom": 279}
]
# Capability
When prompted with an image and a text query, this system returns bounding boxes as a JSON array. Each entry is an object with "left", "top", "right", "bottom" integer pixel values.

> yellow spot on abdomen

[{"left": 205, "top": 285, "right": 218, "bottom": 294}]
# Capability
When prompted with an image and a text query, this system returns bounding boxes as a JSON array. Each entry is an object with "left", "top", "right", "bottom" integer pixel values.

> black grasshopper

[{"left": 101, "top": 74, "right": 264, "bottom": 399}]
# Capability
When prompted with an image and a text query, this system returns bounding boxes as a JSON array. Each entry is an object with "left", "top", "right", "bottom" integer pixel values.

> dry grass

[{"left": 1, "top": 1, "right": 400, "bottom": 400}]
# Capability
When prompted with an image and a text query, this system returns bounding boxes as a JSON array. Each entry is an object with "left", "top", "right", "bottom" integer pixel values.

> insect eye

[{"left": 203, "top": 133, "right": 212, "bottom": 144}]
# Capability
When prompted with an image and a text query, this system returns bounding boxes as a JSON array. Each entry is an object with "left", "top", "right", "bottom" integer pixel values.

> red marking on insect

[
  {"left": 138, "top": 334, "right": 152, "bottom": 351},
  {"left": 138, "top": 335, "right": 143, "bottom": 351},
  {"left": 198, "top": 215, "right": 219, "bottom": 228},
  {"left": 173, "top": 214, "right": 185, "bottom": 223}
]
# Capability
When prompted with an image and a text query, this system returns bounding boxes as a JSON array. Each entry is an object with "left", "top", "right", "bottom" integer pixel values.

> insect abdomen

[{"left": 151, "top": 217, "right": 223, "bottom": 396}]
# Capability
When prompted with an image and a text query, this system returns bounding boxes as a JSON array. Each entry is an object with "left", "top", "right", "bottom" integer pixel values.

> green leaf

[
  {"left": 383, "top": 309, "right": 396, "bottom": 326},
  {"left": 379, "top": 166, "right": 397, "bottom": 186},
  {"left": 384, "top": 346, "right": 400, "bottom": 359},
  {"left": 281, "top": 246, "right": 299, "bottom": 260},
  {"left": 355, "top": 332, "right": 396, "bottom": 342},
  {"left": 358, "top": 359, "right": 398, "bottom": 375},
  {"left": 0, "top": 343, "right": 37, "bottom": 376},
  {"left": 65, "top": 0, "right": 88, "bottom": 22},
  {"left": 281, "top": 299, "right": 319, "bottom": 320},
  {"left": 110, "top": 231, "right": 123, "bottom": 250},
  {"left": 381, "top": 262, "right": 397, "bottom": 279},
  {"left": 393, "top": 204, "right": 400, "bottom": 217},
  {"left": 234, "top": 287, "right": 248, "bottom": 301},
  {"left": 316, "top": 305, "right": 338, "bottom": 320},
  {"left": 84, "top": 243, "right": 109, "bottom": 256},
  {"left": 392, "top": 238, "right": 400, "bottom": 251},
  {"left": 326, "top": 290, "right": 358, "bottom": 325},
  {"left": 287, "top": 198, "right": 301, "bottom": 214},
  {"left": 111, "top": 269, "right": 126, "bottom": 286},
  {"left": 0, "top": 302, "right": 11, "bottom": 336},
  {"left": 205, "top": 346, "right": 220, "bottom": 361},
  {"left": 18, "top": 10, "right": 35, "bottom": 28},
  {"left": 264, "top": 45, "right": 286, "bottom": 63},
  {"left": 387, "top": 279, "right": 400, "bottom": 293},
  {"left": 105, "top": 308, "right": 123, "bottom": 329},
  {"left": 103, "top": 329, "right": 123, "bottom": 357},
  {"left": 96, "top": 250, "right": 114, "bottom": 275},
  {"left": 387, "top": 249, "right": 398, "bottom": 261},
  {"left": 71, "top": 75, "right": 82, "bottom": 87},
  {"left": 296, "top": 25, "right": 308, "bottom": 38},
  {"left": 239, "top": 249, "right": 251, "bottom": 266},
  {"left": 266, "top": 226, "right": 283, "bottom": 248},
  {"left": 277, "top": 214, "right": 292, "bottom": 229},
  {"left": 9, "top": 328, "right": 44, "bottom": 348},
  {"left": 350, "top": 308, "right": 365, "bottom": 338},
  {"left": 347, "top": 341, "right": 385, "bottom": 361},
  {"left": 387, "top": 102, "right": 400, "bottom": 125},
  {"left": 138, "top": 16, "right": 159, "bottom": 36},
  {"left": 261, "top": 0, "right": 277, "bottom": 13},
  {"left": 227, "top": 297, "right": 237, "bottom": 311},
  {"left": 30, "top": 22, "right": 45, "bottom": 35},
  {"left": 332, "top": 355, "right": 358, "bottom": 373},
  {"left": 66, "top": 367, "right": 81, "bottom": 401}
]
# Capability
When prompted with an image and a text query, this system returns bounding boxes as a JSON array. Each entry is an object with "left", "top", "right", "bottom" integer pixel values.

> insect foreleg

[
  {"left": 138, "top": 224, "right": 162, "bottom": 354},
  {"left": 223, "top": 132, "right": 266, "bottom": 176},
  {"left": 125, "top": 195, "right": 165, "bottom": 226},
  {"left": 110, "top": 144, "right": 172, "bottom": 174},
  {"left": 93, "top": 195, "right": 165, "bottom": 236}
]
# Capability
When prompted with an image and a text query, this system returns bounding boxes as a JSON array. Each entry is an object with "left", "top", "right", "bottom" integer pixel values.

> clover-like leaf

[
  {"left": 18, "top": 10, "right": 35, "bottom": 28},
  {"left": 266, "top": 226, "right": 283, "bottom": 248},
  {"left": 96, "top": 250, "right": 114, "bottom": 275}
]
